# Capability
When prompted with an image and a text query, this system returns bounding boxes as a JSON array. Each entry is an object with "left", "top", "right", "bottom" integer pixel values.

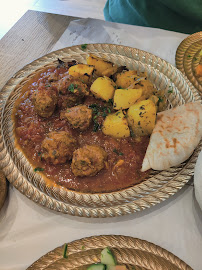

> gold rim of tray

[{"left": 27, "top": 235, "right": 193, "bottom": 270}]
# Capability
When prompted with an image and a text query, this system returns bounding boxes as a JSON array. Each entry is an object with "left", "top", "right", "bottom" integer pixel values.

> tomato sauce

[{"left": 13, "top": 65, "right": 150, "bottom": 193}]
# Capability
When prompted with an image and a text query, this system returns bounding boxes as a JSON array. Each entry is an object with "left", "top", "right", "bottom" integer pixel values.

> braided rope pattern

[
  {"left": 27, "top": 235, "right": 192, "bottom": 270},
  {"left": 0, "top": 44, "right": 201, "bottom": 217},
  {"left": 176, "top": 31, "right": 202, "bottom": 93}
]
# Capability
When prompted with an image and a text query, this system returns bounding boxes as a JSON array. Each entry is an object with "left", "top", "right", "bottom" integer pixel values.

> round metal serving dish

[
  {"left": 27, "top": 235, "right": 192, "bottom": 270},
  {"left": 0, "top": 44, "right": 201, "bottom": 218}
]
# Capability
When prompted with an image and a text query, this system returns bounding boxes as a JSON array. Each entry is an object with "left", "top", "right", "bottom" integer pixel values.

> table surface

[{"left": 0, "top": 10, "right": 201, "bottom": 270}]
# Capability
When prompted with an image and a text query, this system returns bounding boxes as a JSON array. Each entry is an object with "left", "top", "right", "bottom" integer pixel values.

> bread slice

[{"left": 141, "top": 102, "right": 202, "bottom": 171}]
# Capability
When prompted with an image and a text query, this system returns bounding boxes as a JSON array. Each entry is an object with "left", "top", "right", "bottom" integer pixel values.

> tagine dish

[
  {"left": 13, "top": 55, "right": 168, "bottom": 193},
  {"left": 0, "top": 44, "right": 201, "bottom": 216}
]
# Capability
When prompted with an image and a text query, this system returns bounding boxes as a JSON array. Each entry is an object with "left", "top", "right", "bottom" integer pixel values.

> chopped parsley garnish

[
  {"left": 102, "top": 111, "right": 108, "bottom": 117},
  {"left": 108, "top": 99, "right": 113, "bottom": 105},
  {"left": 89, "top": 104, "right": 99, "bottom": 114},
  {"left": 81, "top": 245, "right": 86, "bottom": 250},
  {"left": 89, "top": 103, "right": 113, "bottom": 131},
  {"left": 63, "top": 244, "right": 68, "bottom": 258},
  {"left": 158, "top": 96, "right": 163, "bottom": 102},
  {"left": 81, "top": 44, "right": 88, "bottom": 50},
  {"left": 193, "top": 57, "right": 198, "bottom": 61},
  {"left": 93, "top": 121, "right": 100, "bottom": 132},
  {"left": 187, "top": 54, "right": 191, "bottom": 58},
  {"left": 130, "top": 130, "right": 135, "bottom": 137},
  {"left": 34, "top": 167, "right": 44, "bottom": 172},
  {"left": 68, "top": 83, "right": 75, "bottom": 93},
  {"left": 113, "top": 148, "right": 124, "bottom": 156},
  {"left": 90, "top": 103, "right": 112, "bottom": 118}
]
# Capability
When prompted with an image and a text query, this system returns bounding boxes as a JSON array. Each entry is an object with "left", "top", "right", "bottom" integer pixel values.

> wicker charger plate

[
  {"left": 0, "top": 44, "right": 201, "bottom": 218},
  {"left": 27, "top": 235, "right": 192, "bottom": 270},
  {"left": 176, "top": 31, "right": 202, "bottom": 93}
]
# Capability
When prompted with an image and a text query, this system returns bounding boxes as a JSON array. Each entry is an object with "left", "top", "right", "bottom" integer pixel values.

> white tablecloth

[{"left": 0, "top": 18, "right": 201, "bottom": 270}]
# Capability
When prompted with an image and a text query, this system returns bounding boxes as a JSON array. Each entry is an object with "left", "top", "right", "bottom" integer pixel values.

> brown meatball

[
  {"left": 32, "top": 86, "right": 58, "bottom": 118},
  {"left": 42, "top": 131, "right": 77, "bottom": 165},
  {"left": 56, "top": 76, "right": 89, "bottom": 96},
  {"left": 60, "top": 105, "right": 92, "bottom": 130},
  {"left": 56, "top": 76, "right": 89, "bottom": 109},
  {"left": 71, "top": 145, "right": 107, "bottom": 177}
]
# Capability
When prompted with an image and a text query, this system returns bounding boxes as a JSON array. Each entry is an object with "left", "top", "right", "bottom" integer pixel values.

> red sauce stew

[{"left": 13, "top": 65, "right": 150, "bottom": 193}]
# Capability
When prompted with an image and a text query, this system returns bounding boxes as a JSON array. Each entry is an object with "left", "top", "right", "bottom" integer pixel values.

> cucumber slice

[
  {"left": 101, "top": 247, "right": 117, "bottom": 266},
  {"left": 87, "top": 263, "right": 106, "bottom": 270}
]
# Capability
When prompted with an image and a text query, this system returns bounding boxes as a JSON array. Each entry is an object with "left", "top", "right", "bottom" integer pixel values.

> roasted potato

[
  {"left": 127, "top": 100, "right": 156, "bottom": 136},
  {"left": 153, "top": 89, "right": 167, "bottom": 112},
  {"left": 102, "top": 110, "right": 130, "bottom": 138},
  {"left": 102, "top": 66, "right": 118, "bottom": 77},
  {"left": 148, "top": 95, "right": 159, "bottom": 106},
  {"left": 87, "top": 54, "right": 117, "bottom": 77},
  {"left": 68, "top": 64, "right": 94, "bottom": 84},
  {"left": 113, "top": 88, "right": 142, "bottom": 110},
  {"left": 90, "top": 76, "right": 117, "bottom": 101},
  {"left": 115, "top": 70, "right": 138, "bottom": 88},
  {"left": 133, "top": 79, "right": 156, "bottom": 99}
]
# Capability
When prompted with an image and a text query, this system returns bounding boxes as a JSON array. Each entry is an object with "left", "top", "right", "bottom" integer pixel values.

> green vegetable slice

[
  {"left": 63, "top": 243, "right": 68, "bottom": 258},
  {"left": 101, "top": 247, "right": 117, "bottom": 266},
  {"left": 87, "top": 263, "right": 106, "bottom": 270}
]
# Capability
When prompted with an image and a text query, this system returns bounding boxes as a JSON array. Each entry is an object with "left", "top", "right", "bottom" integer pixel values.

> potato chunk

[
  {"left": 133, "top": 79, "right": 156, "bottom": 99},
  {"left": 87, "top": 54, "right": 116, "bottom": 77},
  {"left": 102, "top": 66, "right": 118, "bottom": 77},
  {"left": 102, "top": 110, "right": 130, "bottom": 138},
  {"left": 68, "top": 64, "right": 94, "bottom": 84},
  {"left": 90, "top": 76, "right": 116, "bottom": 101},
  {"left": 115, "top": 70, "right": 138, "bottom": 88},
  {"left": 113, "top": 88, "right": 142, "bottom": 110},
  {"left": 127, "top": 100, "right": 156, "bottom": 136}
]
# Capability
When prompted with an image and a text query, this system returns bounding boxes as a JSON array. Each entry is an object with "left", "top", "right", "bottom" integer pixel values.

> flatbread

[{"left": 141, "top": 102, "right": 202, "bottom": 172}]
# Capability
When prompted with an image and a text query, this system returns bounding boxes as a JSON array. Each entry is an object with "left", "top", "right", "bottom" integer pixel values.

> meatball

[
  {"left": 60, "top": 105, "right": 92, "bottom": 130},
  {"left": 32, "top": 86, "right": 58, "bottom": 118},
  {"left": 42, "top": 131, "right": 77, "bottom": 165},
  {"left": 56, "top": 76, "right": 89, "bottom": 109},
  {"left": 71, "top": 145, "right": 107, "bottom": 177},
  {"left": 56, "top": 76, "right": 89, "bottom": 96}
]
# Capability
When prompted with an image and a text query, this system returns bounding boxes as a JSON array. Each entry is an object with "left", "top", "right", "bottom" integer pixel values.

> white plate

[{"left": 194, "top": 150, "right": 202, "bottom": 210}]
